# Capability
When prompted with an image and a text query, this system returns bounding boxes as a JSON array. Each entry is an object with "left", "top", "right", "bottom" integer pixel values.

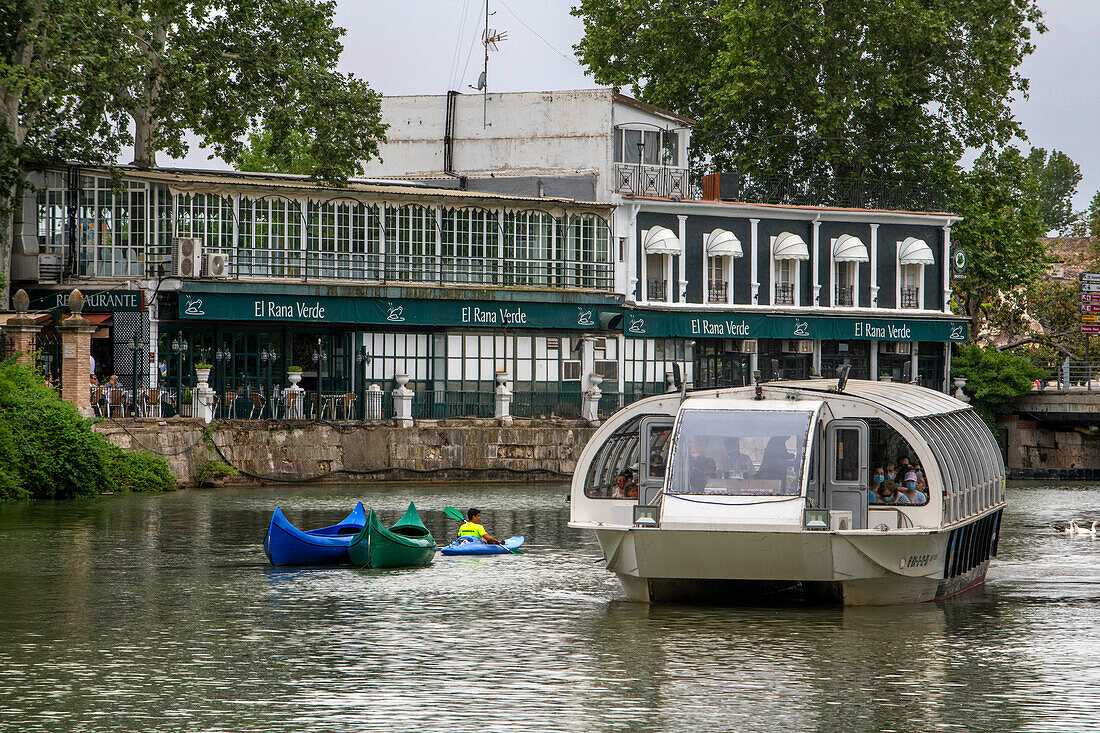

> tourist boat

[
  {"left": 348, "top": 503, "right": 436, "bottom": 569},
  {"left": 263, "top": 501, "right": 366, "bottom": 566},
  {"left": 439, "top": 536, "right": 525, "bottom": 555},
  {"left": 569, "top": 378, "right": 1005, "bottom": 605}
]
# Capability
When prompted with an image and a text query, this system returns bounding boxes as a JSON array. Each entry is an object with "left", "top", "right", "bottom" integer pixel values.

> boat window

[
  {"left": 865, "top": 419, "right": 927, "bottom": 505},
  {"left": 667, "top": 409, "right": 813, "bottom": 496},
  {"left": 834, "top": 428, "right": 860, "bottom": 482},
  {"left": 646, "top": 425, "right": 672, "bottom": 480},
  {"left": 584, "top": 414, "right": 666, "bottom": 499}
]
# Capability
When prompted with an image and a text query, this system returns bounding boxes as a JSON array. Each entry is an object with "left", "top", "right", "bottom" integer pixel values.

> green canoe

[{"left": 348, "top": 503, "right": 436, "bottom": 569}]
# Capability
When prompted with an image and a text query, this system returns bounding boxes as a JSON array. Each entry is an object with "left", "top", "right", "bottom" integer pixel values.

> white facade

[{"left": 362, "top": 88, "right": 693, "bottom": 203}]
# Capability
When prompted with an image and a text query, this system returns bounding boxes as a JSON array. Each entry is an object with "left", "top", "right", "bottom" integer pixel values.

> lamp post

[
  {"left": 215, "top": 343, "right": 233, "bottom": 416},
  {"left": 311, "top": 337, "right": 327, "bottom": 419},
  {"left": 355, "top": 346, "right": 370, "bottom": 420},
  {"left": 170, "top": 331, "right": 188, "bottom": 417},
  {"left": 260, "top": 342, "right": 278, "bottom": 418}
]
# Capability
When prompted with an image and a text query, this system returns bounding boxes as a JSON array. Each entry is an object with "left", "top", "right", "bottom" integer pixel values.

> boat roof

[{"left": 762, "top": 379, "right": 969, "bottom": 420}]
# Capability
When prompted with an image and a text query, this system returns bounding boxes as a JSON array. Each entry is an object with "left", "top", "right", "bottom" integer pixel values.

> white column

[
  {"left": 434, "top": 207, "right": 443, "bottom": 282},
  {"left": 812, "top": 340, "right": 822, "bottom": 377},
  {"left": 626, "top": 204, "right": 639, "bottom": 303},
  {"left": 942, "top": 224, "right": 953, "bottom": 312},
  {"left": 869, "top": 224, "right": 879, "bottom": 308},
  {"left": 750, "top": 218, "right": 760, "bottom": 304},
  {"left": 811, "top": 219, "right": 821, "bottom": 306},
  {"left": 677, "top": 214, "right": 687, "bottom": 302},
  {"left": 944, "top": 342, "right": 952, "bottom": 393},
  {"left": 665, "top": 255, "right": 673, "bottom": 304},
  {"left": 870, "top": 340, "right": 879, "bottom": 381},
  {"left": 702, "top": 249, "right": 710, "bottom": 305},
  {"left": 639, "top": 228, "right": 648, "bottom": 304}
]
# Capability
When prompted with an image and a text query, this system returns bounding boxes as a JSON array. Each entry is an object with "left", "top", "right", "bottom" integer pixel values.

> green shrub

[
  {"left": 0, "top": 359, "right": 176, "bottom": 501},
  {"left": 194, "top": 457, "right": 239, "bottom": 487},
  {"left": 951, "top": 344, "right": 1048, "bottom": 426}
]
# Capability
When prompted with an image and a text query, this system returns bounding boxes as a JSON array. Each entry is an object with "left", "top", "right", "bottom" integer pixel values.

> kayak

[
  {"left": 263, "top": 501, "right": 366, "bottom": 566},
  {"left": 439, "top": 535, "right": 525, "bottom": 556},
  {"left": 348, "top": 503, "right": 436, "bottom": 569}
]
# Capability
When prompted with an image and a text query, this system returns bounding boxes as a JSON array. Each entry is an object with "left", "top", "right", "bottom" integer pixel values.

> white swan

[{"left": 1070, "top": 520, "right": 1097, "bottom": 536}]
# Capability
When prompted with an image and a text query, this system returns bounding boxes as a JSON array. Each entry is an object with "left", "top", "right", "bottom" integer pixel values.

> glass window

[
  {"left": 834, "top": 427, "right": 860, "bottom": 482},
  {"left": 667, "top": 409, "right": 813, "bottom": 496},
  {"left": 661, "top": 131, "right": 679, "bottom": 166},
  {"left": 623, "top": 129, "right": 642, "bottom": 164},
  {"left": 643, "top": 130, "right": 660, "bottom": 164}
]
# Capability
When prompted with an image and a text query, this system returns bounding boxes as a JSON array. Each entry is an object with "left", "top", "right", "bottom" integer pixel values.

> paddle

[{"left": 443, "top": 506, "right": 522, "bottom": 554}]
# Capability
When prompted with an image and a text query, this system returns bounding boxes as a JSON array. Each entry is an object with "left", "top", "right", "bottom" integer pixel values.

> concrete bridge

[{"left": 999, "top": 388, "right": 1100, "bottom": 479}]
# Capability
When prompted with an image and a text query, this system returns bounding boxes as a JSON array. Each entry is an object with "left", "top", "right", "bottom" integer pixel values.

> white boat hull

[{"left": 594, "top": 515, "right": 996, "bottom": 606}]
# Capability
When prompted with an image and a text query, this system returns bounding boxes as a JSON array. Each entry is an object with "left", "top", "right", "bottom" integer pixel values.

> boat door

[
  {"left": 824, "top": 420, "right": 869, "bottom": 530},
  {"left": 638, "top": 416, "right": 674, "bottom": 504}
]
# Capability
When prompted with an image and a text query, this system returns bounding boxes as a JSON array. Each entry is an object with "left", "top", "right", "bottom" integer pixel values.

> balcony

[
  {"left": 901, "top": 286, "right": 921, "bottom": 309},
  {"left": 774, "top": 282, "right": 795, "bottom": 305},
  {"left": 615, "top": 164, "right": 697, "bottom": 199},
  {"left": 707, "top": 281, "right": 729, "bottom": 304},
  {"left": 835, "top": 284, "right": 854, "bottom": 307},
  {"left": 647, "top": 279, "right": 668, "bottom": 301}
]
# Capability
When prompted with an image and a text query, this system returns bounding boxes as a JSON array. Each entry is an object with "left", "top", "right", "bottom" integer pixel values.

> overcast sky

[{"left": 171, "top": 0, "right": 1100, "bottom": 211}]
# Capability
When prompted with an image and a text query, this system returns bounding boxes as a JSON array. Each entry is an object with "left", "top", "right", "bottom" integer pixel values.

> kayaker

[{"left": 458, "top": 508, "right": 503, "bottom": 545}]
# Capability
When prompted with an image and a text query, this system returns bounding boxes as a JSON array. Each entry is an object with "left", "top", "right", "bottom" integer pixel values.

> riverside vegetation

[{"left": 0, "top": 360, "right": 176, "bottom": 501}]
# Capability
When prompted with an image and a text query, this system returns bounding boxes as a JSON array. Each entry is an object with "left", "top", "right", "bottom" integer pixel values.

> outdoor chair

[
  {"left": 105, "top": 387, "right": 127, "bottom": 418},
  {"left": 338, "top": 392, "right": 356, "bottom": 420},
  {"left": 138, "top": 388, "right": 162, "bottom": 418},
  {"left": 90, "top": 386, "right": 104, "bottom": 417},
  {"left": 282, "top": 390, "right": 303, "bottom": 420},
  {"left": 249, "top": 391, "right": 265, "bottom": 419},
  {"left": 222, "top": 390, "right": 238, "bottom": 419}
]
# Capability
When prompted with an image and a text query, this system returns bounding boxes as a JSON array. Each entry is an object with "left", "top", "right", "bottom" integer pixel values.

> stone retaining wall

[
  {"left": 93, "top": 419, "right": 597, "bottom": 486},
  {"left": 997, "top": 413, "right": 1100, "bottom": 479}
]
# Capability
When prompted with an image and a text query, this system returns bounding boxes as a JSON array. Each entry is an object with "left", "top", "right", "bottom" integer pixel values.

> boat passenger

[
  {"left": 458, "top": 508, "right": 503, "bottom": 545},
  {"left": 613, "top": 469, "right": 639, "bottom": 498},
  {"left": 885, "top": 463, "right": 897, "bottom": 482},
  {"left": 689, "top": 455, "right": 718, "bottom": 492},
  {"left": 755, "top": 436, "right": 795, "bottom": 481},
  {"left": 869, "top": 467, "right": 885, "bottom": 503},
  {"left": 723, "top": 437, "right": 754, "bottom": 478},
  {"left": 877, "top": 480, "right": 910, "bottom": 505},
  {"left": 902, "top": 469, "right": 928, "bottom": 505}
]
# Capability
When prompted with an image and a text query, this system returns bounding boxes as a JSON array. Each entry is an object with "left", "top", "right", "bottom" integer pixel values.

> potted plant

[
  {"left": 287, "top": 365, "right": 303, "bottom": 387},
  {"left": 194, "top": 353, "right": 213, "bottom": 386}
]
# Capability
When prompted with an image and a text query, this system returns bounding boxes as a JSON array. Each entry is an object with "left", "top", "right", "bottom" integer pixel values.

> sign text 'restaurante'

[{"left": 254, "top": 300, "right": 327, "bottom": 320}]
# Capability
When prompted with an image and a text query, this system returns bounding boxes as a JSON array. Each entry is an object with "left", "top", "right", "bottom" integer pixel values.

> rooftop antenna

[{"left": 469, "top": 0, "right": 507, "bottom": 128}]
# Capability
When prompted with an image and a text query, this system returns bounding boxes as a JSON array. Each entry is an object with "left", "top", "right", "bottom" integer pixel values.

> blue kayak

[
  {"left": 439, "top": 535, "right": 524, "bottom": 556},
  {"left": 264, "top": 501, "right": 367, "bottom": 566}
]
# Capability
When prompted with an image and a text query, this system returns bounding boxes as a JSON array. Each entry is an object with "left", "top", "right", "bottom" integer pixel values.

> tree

[
  {"left": 238, "top": 129, "right": 318, "bottom": 176},
  {"left": 0, "top": 0, "right": 137, "bottom": 302},
  {"left": 951, "top": 344, "right": 1046, "bottom": 424},
  {"left": 1026, "top": 148, "right": 1081, "bottom": 234},
  {"left": 950, "top": 146, "right": 1047, "bottom": 328},
  {"left": 122, "top": 0, "right": 385, "bottom": 186},
  {"left": 573, "top": 0, "right": 1044, "bottom": 185},
  {"left": 1089, "top": 191, "right": 1100, "bottom": 238}
]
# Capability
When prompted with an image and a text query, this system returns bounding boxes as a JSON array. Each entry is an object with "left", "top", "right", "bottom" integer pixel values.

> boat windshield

[{"left": 667, "top": 409, "right": 813, "bottom": 496}]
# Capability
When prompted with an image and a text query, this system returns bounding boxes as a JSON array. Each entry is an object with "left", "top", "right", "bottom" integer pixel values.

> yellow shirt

[{"left": 458, "top": 521, "right": 487, "bottom": 538}]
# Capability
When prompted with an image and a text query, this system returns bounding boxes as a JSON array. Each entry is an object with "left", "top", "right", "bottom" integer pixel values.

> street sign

[
  {"left": 1081, "top": 304, "right": 1100, "bottom": 314},
  {"left": 1082, "top": 324, "right": 1100, "bottom": 334},
  {"left": 1081, "top": 272, "right": 1100, "bottom": 283},
  {"left": 1081, "top": 283, "right": 1100, "bottom": 293},
  {"left": 1082, "top": 293, "right": 1100, "bottom": 304},
  {"left": 1082, "top": 314, "right": 1100, "bottom": 324}
]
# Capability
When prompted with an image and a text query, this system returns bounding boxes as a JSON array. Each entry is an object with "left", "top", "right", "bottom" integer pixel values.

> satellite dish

[{"left": 475, "top": 71, "right": 486, "bottom": 91}]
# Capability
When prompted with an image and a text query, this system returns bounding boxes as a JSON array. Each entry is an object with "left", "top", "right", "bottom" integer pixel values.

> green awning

[{"left": 622, "top": 309, "right": 968, "bottom": 342}]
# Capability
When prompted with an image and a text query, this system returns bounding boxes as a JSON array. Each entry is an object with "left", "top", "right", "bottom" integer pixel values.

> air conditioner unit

[
  {"left": 563, "top": 360, "right": 582, "bottom": 381},
  {"left": 175, "top": 237, "right": 202, "bottom": 278},
  {"left": 737, "top": 339, "right": 758, "bottom": 354},
  {"left": 37, "top": 253, "right": 61, "bottom": 281},
  {"left": 829, "top": 510, "right": 852, "bottom": 531},
  {"left": 206, "top": 252, "right": 230, "bottom": 278},
  {"left": 879, "top": 341, "right": 912, "bottom": 355},
  {"left": 782, "top": 339, "right": 814, "bottom": 354}
]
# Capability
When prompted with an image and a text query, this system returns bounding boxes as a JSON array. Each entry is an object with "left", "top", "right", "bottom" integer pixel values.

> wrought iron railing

[
  {"left": 835, "top": 284, "right": 854, "bottom": 306},
  {"left": 615, "top": 164, "right": 694, "bottom": 199},
  {"left": 146, "top": 245, "right": 616, "bottom": 290},
  {"left": 901, "top": 287, "right": 921, "bottom": 309},
  {"left": 774, "top": 282, "right": 795, "bottom": 305},
  {"left": 708, "top": 281, "right": 729, "bottom": 303},
  {"left": 647, "top": 279, "right": 668, "bottom": 301}
]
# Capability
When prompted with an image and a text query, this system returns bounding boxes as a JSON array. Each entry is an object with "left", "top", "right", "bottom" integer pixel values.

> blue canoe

[
  {"left": 263, "top": 501, "right": 367, "bottom": 566},
  {"left": 439, "top": 535, "right": 525, "bottom": 556}
]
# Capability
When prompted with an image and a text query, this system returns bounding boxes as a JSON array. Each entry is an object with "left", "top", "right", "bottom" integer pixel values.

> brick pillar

[
  {"left": 56, "top": 289, "right": 98, "bottom": 417},
  {"left": 3, "top": 289, "right": 40, "bottom": 366}
]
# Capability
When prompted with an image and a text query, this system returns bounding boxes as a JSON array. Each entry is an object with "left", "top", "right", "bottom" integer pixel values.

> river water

[{"left": 0, "top": 481, "right": 1097, "bottom": 732}]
